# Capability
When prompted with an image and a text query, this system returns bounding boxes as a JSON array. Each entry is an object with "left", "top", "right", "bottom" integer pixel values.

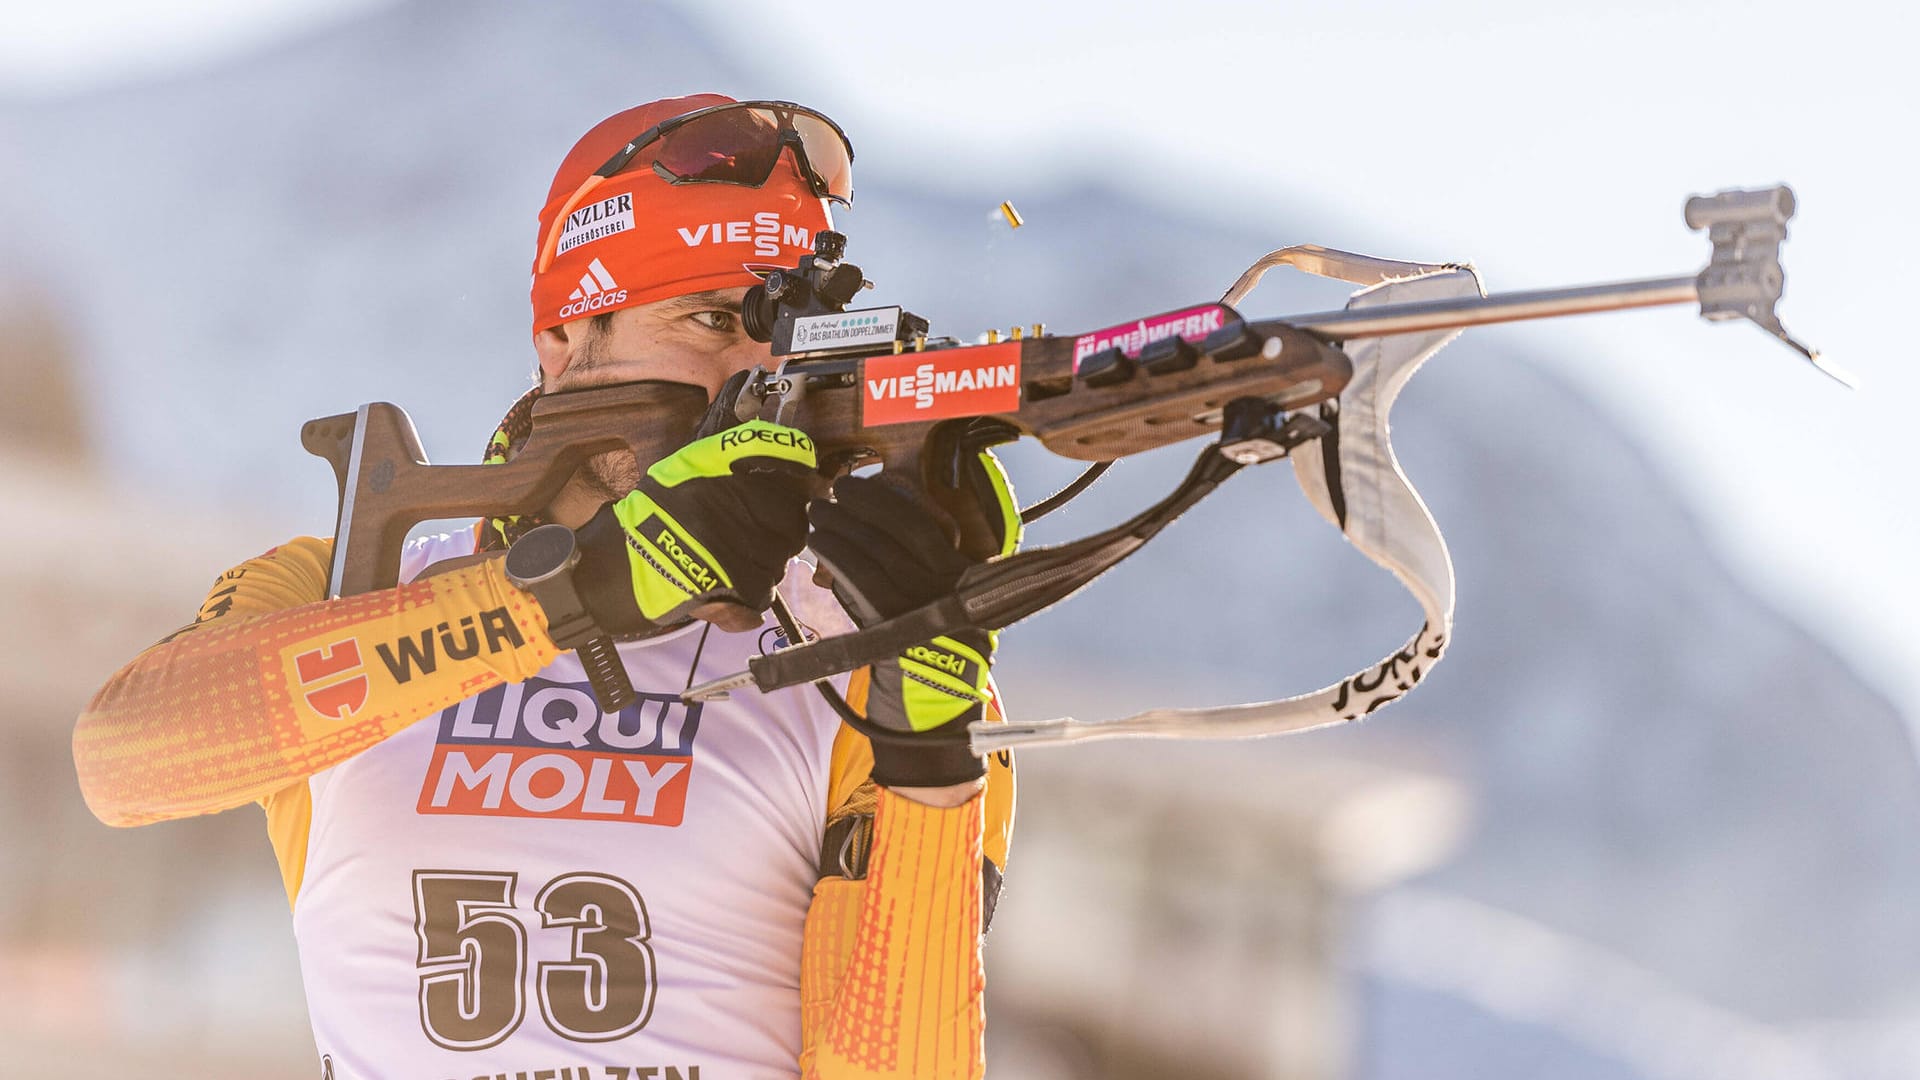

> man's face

[{"left": 536, "top": 286, "right": 766, "bottom": 505}]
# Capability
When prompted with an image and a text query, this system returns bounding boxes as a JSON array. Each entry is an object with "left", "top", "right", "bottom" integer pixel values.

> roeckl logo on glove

[
  {"left": 418, "top": 678, "right": 704, "bottom": 824},
  {"left": 634, "top": 514, "right": 721, "bottom": 593},
  {"left": 718, "top": 426, "right": 813, "bottom": 454},
  {"left": 904, "top": 643, "right": 980, "bottom": 684}
]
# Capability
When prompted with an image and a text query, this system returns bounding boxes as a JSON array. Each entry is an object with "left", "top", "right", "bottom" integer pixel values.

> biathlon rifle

[{"left": 304, "top": 185, "right": 1835, "bottom": 753}]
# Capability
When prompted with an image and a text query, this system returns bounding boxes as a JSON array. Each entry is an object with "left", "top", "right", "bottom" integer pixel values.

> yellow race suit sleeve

[
  {"left": 799, "top": 671, "right": 1015, "bottom": 1080},
  {"left": 73, "top": 536, "right": 557, "bottom": 826}
]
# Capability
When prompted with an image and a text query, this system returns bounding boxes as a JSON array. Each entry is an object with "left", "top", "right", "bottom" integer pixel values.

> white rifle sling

[{"left": 969, "top": 259, "right": 1474, "bottom": 754}]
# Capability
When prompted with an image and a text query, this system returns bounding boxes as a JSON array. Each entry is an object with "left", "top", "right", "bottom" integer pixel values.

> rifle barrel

[{"left": 1285, "top": 274, "right": 1699, "bottom": 340}]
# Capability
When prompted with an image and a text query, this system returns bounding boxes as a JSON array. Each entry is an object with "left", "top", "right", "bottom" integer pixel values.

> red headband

[{"left": 530, "top": 95, "right": 835, "bottom": 335}]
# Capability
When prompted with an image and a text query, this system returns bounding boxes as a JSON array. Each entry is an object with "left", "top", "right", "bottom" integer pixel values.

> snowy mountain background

[{"left": 3, "top": 2, "right": 1916, "bottom": 1077}]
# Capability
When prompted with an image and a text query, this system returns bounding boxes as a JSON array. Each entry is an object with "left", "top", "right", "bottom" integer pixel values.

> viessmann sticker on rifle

[
  {"left": 791, "top": 306, "right": 901, "bottom": 351},
  {"left": 863, "top": 343, "right": 1021, "bottom": 426},
  {"left": 1072, "top": 303, "right": 1231, "bottom": 371}
]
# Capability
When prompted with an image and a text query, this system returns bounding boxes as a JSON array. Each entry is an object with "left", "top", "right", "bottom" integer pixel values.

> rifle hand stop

[{"left": 1218, "top": 398, "right": 1333, "bottom": 467}]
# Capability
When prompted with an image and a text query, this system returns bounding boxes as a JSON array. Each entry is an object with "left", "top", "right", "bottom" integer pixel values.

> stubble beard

[
  {"left": 580, "top": 448, "right": 641, "bottom": 504},
  {"left": 554, "top": 320, "right": 643, "bottom": 510}
]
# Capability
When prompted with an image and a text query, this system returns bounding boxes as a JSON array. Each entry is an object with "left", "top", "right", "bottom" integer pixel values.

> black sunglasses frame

[{"left": 592, "top": 99, "right": 855, "bottom": 206}]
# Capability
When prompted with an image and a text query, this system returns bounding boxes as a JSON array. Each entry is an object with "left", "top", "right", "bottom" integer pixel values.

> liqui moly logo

[
  {"left": 677, "top": 211, "right": 812, "bottom": 258},
  {"left": 293, "top": 638, "right": 368, "bottom": 721},
  {"left": 863, "top": 343, "right": 1021, "bottom": 426},
  {"left": 417, "top": 678, "right": 703, "bottom": 825},
  {"left": 1072, "top": 304, "right": 1229, "bottom": 370}
]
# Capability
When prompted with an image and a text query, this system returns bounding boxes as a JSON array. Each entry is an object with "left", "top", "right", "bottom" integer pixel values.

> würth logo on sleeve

[
  {"left": 417, "top": 679, "right": 704, "bottom": 826},
  {"left": 557, "top": 257, "right": 629, "bottom": 319},
  {"left": 373, "top": 608, "right": 527, "bottom": 685},
  {"left": 293, "top": 638, "right": 369, "bottom": 721}
]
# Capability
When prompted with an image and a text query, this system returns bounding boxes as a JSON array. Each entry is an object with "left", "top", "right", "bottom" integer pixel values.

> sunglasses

[{"left": 538, "top": 100, "right": 855, "bottom": 274}]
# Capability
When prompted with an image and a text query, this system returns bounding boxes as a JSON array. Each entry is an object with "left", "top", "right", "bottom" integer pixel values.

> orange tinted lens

[
  {"left": 791, "top": 112, "right": 853, "bottom": 203},
  {"left": 646, "top": 105, "right": 853, "bottom": 204}
]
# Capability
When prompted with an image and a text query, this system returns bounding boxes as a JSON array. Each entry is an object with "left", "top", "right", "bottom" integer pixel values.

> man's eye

[{"left": 690, "top": 310, "right": 736, "bottom": 333}]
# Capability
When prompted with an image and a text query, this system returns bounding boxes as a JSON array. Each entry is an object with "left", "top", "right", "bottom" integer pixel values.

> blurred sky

[{"left": 5, "top": 0, "right": 1916, "bottom": 727}]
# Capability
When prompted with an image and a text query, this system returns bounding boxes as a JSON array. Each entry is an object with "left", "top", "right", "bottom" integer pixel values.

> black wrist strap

[
  {"left": 758, "top": 594, "right": 974, "bottom": 695},
  {"left": 753, "top": 440, "right": 1249, "bottom": 695},
  {"left": 518, "top": 539, "right": 637, "bottom": 712},
  {"left": 768, "top": 592, "right": 985, "bottom": 784},
  {"left": 866, "top": 714, "right": 987, "bottom": 787}
]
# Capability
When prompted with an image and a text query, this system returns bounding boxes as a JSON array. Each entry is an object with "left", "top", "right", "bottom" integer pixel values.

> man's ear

[{"left": 533, "top": 323, "right": 574, "bottom": 386}]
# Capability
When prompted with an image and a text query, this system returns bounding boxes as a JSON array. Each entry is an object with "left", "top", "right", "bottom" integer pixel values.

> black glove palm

[{"left": 808, "top": 450, "right": 1019, "bottom": 788}]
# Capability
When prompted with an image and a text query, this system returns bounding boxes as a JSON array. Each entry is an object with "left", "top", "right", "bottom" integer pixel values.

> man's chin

[{"left": 583, "top": 452, "right": 640, "bottom": 503}]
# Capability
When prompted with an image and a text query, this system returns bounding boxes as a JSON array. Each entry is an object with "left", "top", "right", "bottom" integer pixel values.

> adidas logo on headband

[{"left": 558, "top": 258, "right": 630, "bottom": 319}]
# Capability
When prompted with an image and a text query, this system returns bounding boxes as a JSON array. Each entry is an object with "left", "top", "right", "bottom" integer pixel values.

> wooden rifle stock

[
  {"left": 303, "top": 382, "right": 710, "bottom": 597},
  {"left": 304, "top": 305, "right": 1351, "bottom": 597}
]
